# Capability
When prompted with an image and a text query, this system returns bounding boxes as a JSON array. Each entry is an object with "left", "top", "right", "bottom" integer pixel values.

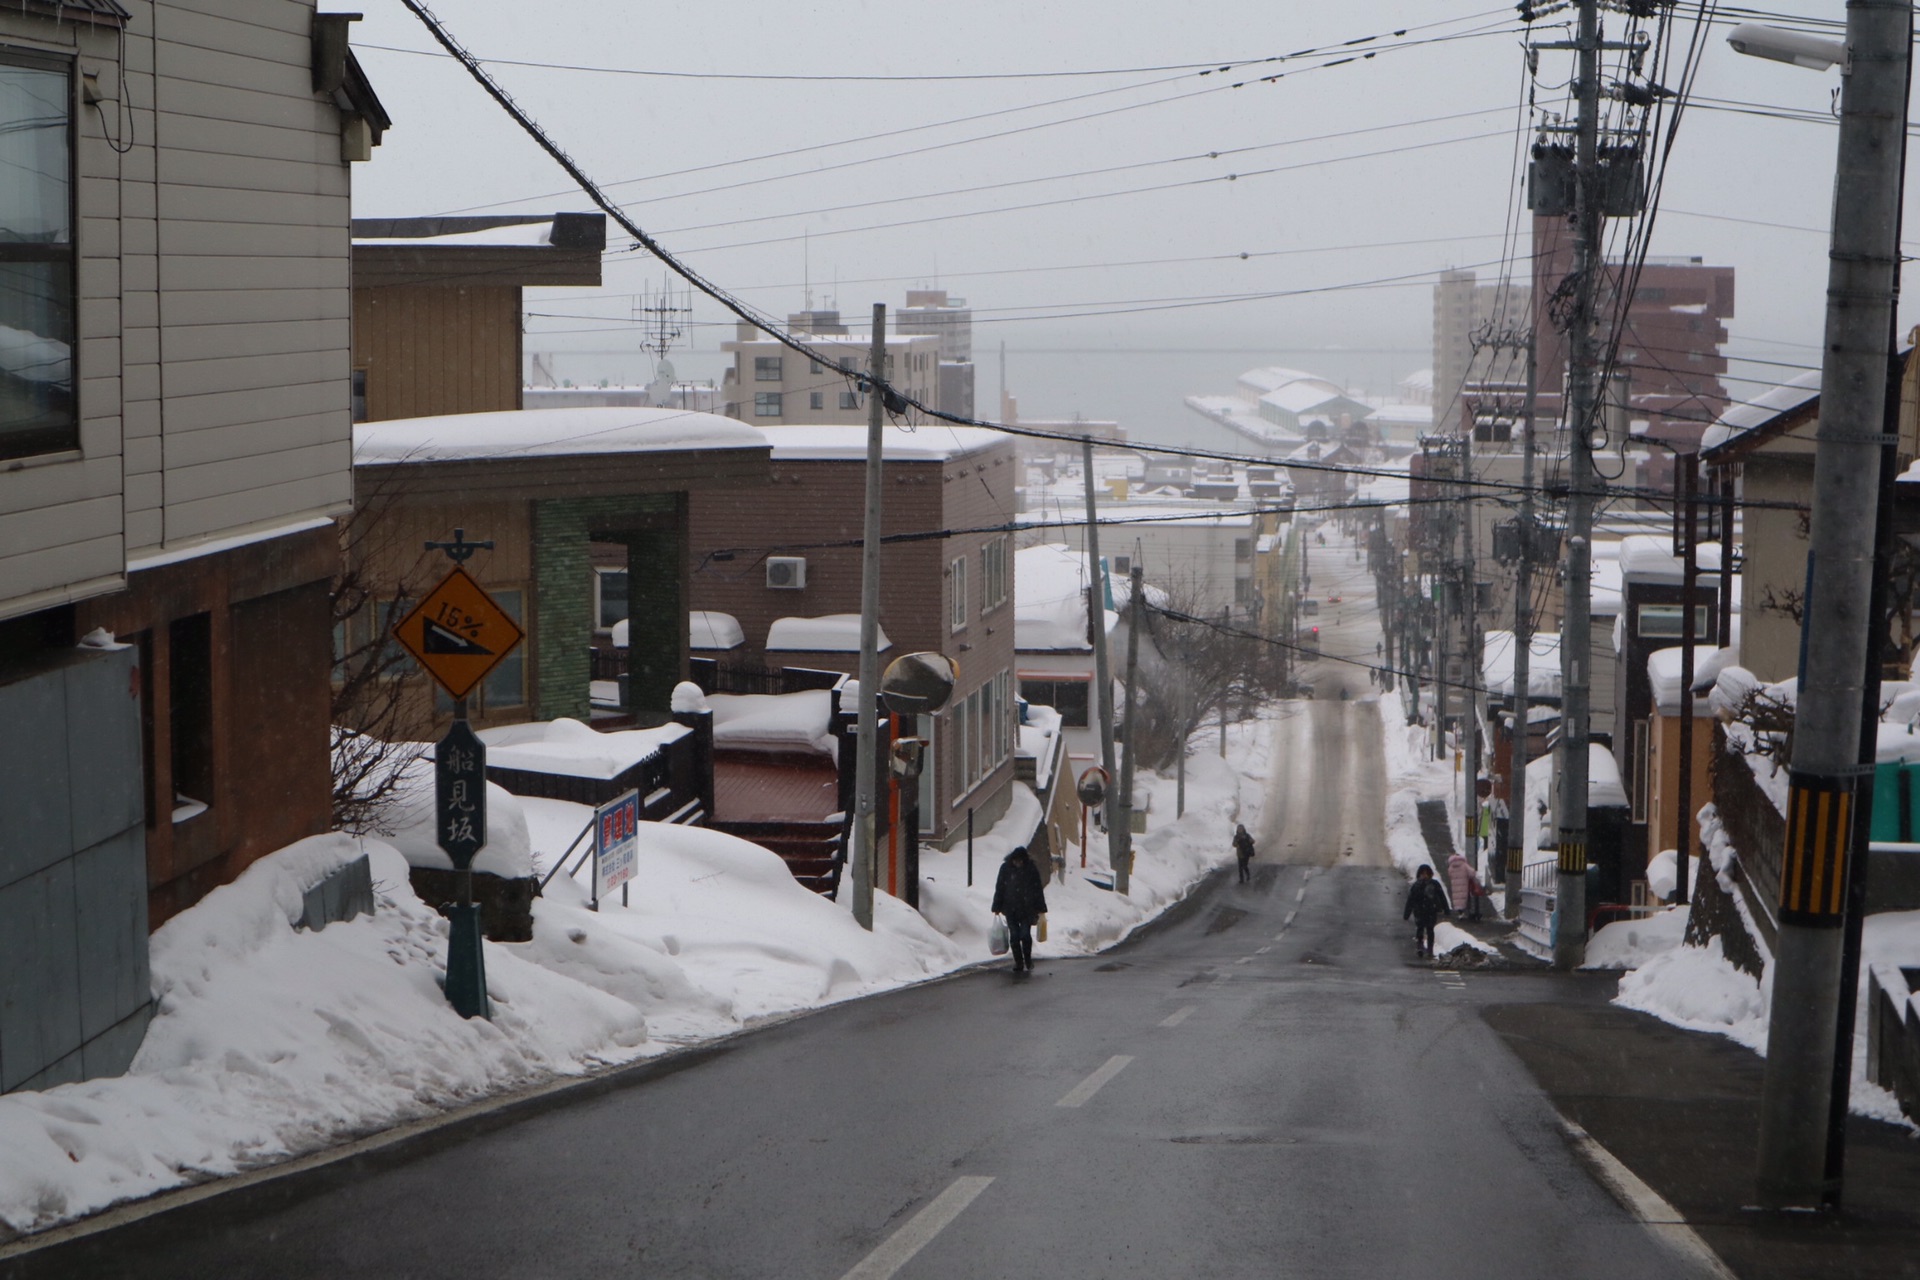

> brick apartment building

[{"left": 688, "top": 426, "right": 1020, "bottom": 843}]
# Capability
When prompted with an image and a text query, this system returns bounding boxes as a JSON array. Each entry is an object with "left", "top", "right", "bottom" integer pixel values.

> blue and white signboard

[{"left": 593, "top": 789, "right": 641, "bottom": 907}]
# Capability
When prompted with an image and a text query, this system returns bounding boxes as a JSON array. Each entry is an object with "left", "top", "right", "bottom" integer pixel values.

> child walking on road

[{"left": 1403, "top": 864, "right": 1449, "bottom": 959}]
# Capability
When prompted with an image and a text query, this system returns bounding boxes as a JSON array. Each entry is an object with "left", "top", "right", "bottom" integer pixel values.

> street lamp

[{"left": 1729, "top": 8, "right": 1911, "bottom": 1211}]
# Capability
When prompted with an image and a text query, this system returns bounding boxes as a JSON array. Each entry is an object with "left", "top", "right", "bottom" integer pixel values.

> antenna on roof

[{"left": 635, "top": 278, "right": 690, "bottom": 363}]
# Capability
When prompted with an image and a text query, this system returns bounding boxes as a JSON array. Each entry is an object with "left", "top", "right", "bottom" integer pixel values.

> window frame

[
  {"left": 0, "top": 48, "right": 79, "bottom": 462},
  {"left": 753, "top": 391, "right": 783, "bottom": 417},
  {"left": 980, "top": 536, "right": 1008, "bottom": 614},
  {"left": 753, "top": 355, "right": 784, "bottom": 382},
  {"left": 950, "top": 555, "right": 968, "bottom": 632}
]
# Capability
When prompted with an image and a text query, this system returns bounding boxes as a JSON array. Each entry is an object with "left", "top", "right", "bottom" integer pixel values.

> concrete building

[
  {"left": 0, "top": 0, "right": 385, "bottom": 1092},
  {"left": 895, "top": 289, "right": 975, "bottom": 420},
  {"left": 719, "top": 313, "right": 937, "bottom": 425},
  {"left": 1431, "top": 269, "right": 1529, "bottom": 434}
]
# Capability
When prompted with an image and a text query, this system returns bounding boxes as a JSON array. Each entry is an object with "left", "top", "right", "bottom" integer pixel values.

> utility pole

[
  {"left": 1506, "top": 327, "right": 1538, "bottom": 920},
  {"left": 1083, "top": 440, "right": 1127, "bottom": 892},
  {"left": 1756, "top": 0, "right": 1912, "bottom": 1212},
  {"left": 1673, "top": 456, "right": 1700, "bottom": 907},
  {"left": 1116, "top": 563, "right": 1143, "bottom": 892},
  {"left": 850, "top": 304, "right": 887, "bottom": 931},
  {"left": 1460, "top": 433, "right": 1483, "bottom": 869},
  {"left": 1547, "top": 0, "right": 1605, "bottom": 971}
]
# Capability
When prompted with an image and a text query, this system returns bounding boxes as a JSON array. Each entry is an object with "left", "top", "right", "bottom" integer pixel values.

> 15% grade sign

[{"left": 390, "top": 536, "right": 525, "bottom": 1020}]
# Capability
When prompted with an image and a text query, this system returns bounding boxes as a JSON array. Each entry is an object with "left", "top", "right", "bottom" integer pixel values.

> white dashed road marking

[
  {"left": 839, "top": 1176, "right": 996, "bottom": 1280},
  {"left": 1159, "top": 1005, "right": 1197, "bottom": 1028},
  {"left": 1057, "top": 1055, "right": 1134, "bottom": 1108}
]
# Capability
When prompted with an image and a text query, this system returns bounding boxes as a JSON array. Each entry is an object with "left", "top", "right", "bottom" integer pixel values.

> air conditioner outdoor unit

[{"left": 766, "top": 556, "right": 808, "bottom": 589}]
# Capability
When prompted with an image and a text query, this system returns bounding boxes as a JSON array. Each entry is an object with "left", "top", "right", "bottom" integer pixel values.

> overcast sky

[{"left": 348, "top": 2, "right": 1899, "bottom": 436}]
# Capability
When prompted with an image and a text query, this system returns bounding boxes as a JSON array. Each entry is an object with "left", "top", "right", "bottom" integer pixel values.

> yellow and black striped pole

[{"left": 1778, "top": 775, "right": 1853, "bottom": 927}]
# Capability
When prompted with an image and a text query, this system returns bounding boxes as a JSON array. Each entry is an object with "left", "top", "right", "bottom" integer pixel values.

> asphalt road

[{"left": 5, "top": 699, "right": 1705, "bottom": 1280}]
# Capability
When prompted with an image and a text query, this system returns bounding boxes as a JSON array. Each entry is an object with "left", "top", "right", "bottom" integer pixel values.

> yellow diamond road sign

[{"left": 393, "top": 566, "right": 525, "bottom": 701}]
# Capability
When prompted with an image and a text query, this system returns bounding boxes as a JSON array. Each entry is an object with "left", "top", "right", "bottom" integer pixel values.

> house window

[
  {"left": 950, "top": 555, "right": 967, "bottom": 631},
  {"left": 1637, "top": 604, "right": 1713, "bottom": 641},
  {"left": 168, "top": 613, "right": 214, "bottom": 817},
  {"left": 1234, "top": 538, "right": 1252, "bottom": 562},
  {"left": 754, "top": 356, "right": 783, "bottom": 382},
  {"left": 351, "top": 369, "right": 369, "bottom": 422},
  {"left": 1631, "top": 719, "right": 1650, "bottom": 824},
  {"left": 1020, "top": 676, "right": 1091, "bottom": 728},
  {"left": 1235, "top": 577, "right": 1253, "bottom": 605},
  {"left": 754, "top": 392, "right": 783, "bottom": 417},
  {"left": 809, "top": 391, "right": 823, "bottom": 411},
  {"left": 0, "top": 52, "right": 76, "bottom": 460},
  {"left": 840, "top": 389, "right": 862, "bottom": 411},
  {"left": 981, "top": 536, "right": 1008, "bottom": 612},
  {"left": 595, "top": 568, "right": 628, "bottom": 630},
  {"left": 1111, "top": 554, "right": 1132, "bottom": 577}
]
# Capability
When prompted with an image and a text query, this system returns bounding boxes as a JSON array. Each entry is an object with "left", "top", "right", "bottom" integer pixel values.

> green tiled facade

[{"left": 532, "top": 494, "right": 680, "bottom": 722}]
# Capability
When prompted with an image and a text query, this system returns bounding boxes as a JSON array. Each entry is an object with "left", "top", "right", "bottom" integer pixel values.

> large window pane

[
  {"left": 0, "top": 56, "right": 73, "bottom": 459},
  {"left": 0, "top": 62, "right": 70, "bottom": 244}
]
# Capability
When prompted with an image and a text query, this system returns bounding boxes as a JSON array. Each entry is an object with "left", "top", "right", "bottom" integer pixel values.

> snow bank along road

[{"left": 10, "top": 874, "right": 1705, "bottom": 1277}]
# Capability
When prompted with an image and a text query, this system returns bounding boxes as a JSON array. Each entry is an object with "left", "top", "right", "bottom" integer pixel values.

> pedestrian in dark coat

[
  {"left": 1232, "top": 823, "right": 1256, "bottom": 884},
  {"left": 991, "top": 845, "right": 1048, "bottom": 973},
  {"left": 1403, "top": 864, "right": 1449, "bottom": 958}
]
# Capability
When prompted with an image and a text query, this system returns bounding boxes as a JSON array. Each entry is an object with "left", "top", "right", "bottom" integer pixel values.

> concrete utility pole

[
  {"left": 1083, "top": 440, "right": 1127, "bottom": 892},
  {"left": 1550, "top": 0, "right": 1604, "bottom": 972},
  {"left": 1506, "top": 330, "right": 1538, "bottom": 920},
  {"left": 850, "top": 304, "right": 888, "bottom": 931},
  {"left": 1756, "top": 0, "right": 1912, "bottom": 1212},
  {"left": 1460, "top": 434, "right": 1483, "bottom": 869},
  {"left": 1674, "top": 456, "right": 1700, "bottom": 907},
  {"left": 1116, "top": 563, "right": 1144, "bottom": 891}
]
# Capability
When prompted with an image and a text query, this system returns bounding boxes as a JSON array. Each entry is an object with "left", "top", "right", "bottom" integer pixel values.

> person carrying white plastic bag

[{"left": 990, "top": 845, "right": 1048, "bottom": 974}]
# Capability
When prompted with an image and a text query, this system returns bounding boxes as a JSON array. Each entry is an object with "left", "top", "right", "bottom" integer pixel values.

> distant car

[
  {"left": 1327, "top": 594, "right": 1343, "bottom": 604},
  {"left": 1300, "top": 598, "right": 1320, "bottom": 616}
]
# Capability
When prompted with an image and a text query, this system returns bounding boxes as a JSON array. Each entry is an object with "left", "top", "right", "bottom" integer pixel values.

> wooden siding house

[
  {"left": 350, "top": 213, "right": 605, "bottom": 423},
  {"left": 0, "top": 0, "right": 385, "bottom": 1092}
]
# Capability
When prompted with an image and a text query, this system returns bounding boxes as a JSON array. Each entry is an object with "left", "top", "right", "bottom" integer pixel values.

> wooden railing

[
  {"left": 1711, "top": 721, "right": 1783, "bottom": 943},
  {"left": 1868, "top": 964, "right": 1920, "bottom": 1126}
]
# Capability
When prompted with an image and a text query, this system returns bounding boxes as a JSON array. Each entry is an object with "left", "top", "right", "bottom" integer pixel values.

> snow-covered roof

[
  {"left": 767, "top": 614, "right": 890, "bottom": 652},
  {"left": 1401, "top": 368, "right": 1435, "bottom": 394},
  {"left": 474, "top": 717, "right": 690, "bottom": 781},
  {"left": 1699, "top": 369, "right": 1820, "bottom": 452},
  {"left": 1617, "top": 533, "right": 1684, "bottom": 585},
  {"left": 353, "top": 221, "right": 558, "bottom": 247},
  {"left": 1259, "top": 383, "right": 1371, "bottom": 419},
  {"left": 1237, "top": 366, "right": 1342, "bottom": 397},
  {"left": 354, "top": 407, "right": 764, "bottom": 463},
  {"left": 1183, "top": 394, "right": 1306, "bottom": 446},
  {"left": 708, "top": 689, "right": 836, "bottom": 756},
  {"left": 1589, "top": 743, "right": 1629, "bottom": 809},
  {"left": 1015, "top": 543, "right": 1115, "bottom": 651},
  {"left": 1482, "top": 630, "right": 1562, "bottom": 698},
  {"left": 760, "top": 424, "right": 1004, "bottom": 462},
  {"left": 1364, "top": 402, "right": 1432, "bottom": 428}
]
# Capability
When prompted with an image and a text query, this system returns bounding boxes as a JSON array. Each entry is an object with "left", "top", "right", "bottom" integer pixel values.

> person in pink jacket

[{"left": 1447, "top": 851, "right": 1484, "bottom": 922}]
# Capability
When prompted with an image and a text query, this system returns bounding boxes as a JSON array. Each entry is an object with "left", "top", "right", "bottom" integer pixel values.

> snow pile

[
  {"left": 0, "top": 819, "right": 965, "bottom": 1236},
  {"left": 0, "top": 707, "right": 1277, "bottom": 1237},
  {"left": 707, "top": 689, "right": 837, "bottom": 756},
  {"left": 1432, "top": 921, "right": 1497, "bottom": 963},
  {"left": 1644, "top": 848, "right": 1701, "bottom": 904},
  {"left": 1017, "top": 702, "right": 1064, "bottom": 790},
  {"left": 353, "top": 407, "right": 765, "bottom": 462},
  {"left": 1615, "top": 905, "right": 1920, "bottom": 1129},
  {"left": 379, "top": 758, "right": 533, "bottom": 877},
  {"left": 1582, "top": 906, "right": 1688, "bottom": 970},
  {"left": 477, "top": 718, "right": 689, "bottom": 782},
  {"left": 918, "top": 711, "right": 1275, "bottom": 960}
]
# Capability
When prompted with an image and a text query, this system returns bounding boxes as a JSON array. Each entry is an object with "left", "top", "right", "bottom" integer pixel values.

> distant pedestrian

[
  {"left": 1447, "top": 850, "right": 1484, "bottom": 922},
  {"left": 1404, "top": 864, "right": 1449, "bottom": 957},
  {"left": 991, "top": 845, "right": 1048, "bottom": 974},
  {"left": 1232, "top": 823, "right": 1256, "bottom": 884}
]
